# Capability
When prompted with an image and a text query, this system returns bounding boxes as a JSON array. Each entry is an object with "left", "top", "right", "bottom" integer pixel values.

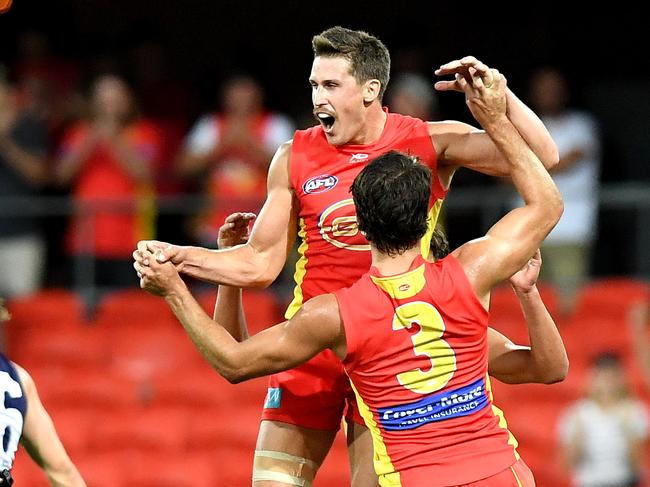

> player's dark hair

[
  {"left": 312, "top": 26, "right": 390, "bottom": 101},
  {"left": 351, "top": 151, "right": 430, "bottom": 256},
  {"left": 429, "top": 226, "right": 450, "bottom": 261}
]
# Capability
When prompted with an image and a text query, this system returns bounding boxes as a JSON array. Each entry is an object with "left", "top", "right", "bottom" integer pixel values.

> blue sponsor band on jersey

[{"left": 378, "top": 377, "right": 488, "bottom": 431}]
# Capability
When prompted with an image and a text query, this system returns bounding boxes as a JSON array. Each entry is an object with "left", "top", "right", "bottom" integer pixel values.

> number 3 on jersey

[{"left": 392, "top": 301, "right": 456, "bottom": 394}]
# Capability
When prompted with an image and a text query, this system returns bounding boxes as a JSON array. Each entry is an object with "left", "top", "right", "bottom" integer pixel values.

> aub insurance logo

[{"left": 303, "top": 175, "right": 338, "bottom": 195}]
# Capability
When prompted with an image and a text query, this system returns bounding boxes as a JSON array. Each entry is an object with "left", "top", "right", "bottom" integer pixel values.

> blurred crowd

[{"left": 0, "top": 30, "right": 606, "bottom": 312}]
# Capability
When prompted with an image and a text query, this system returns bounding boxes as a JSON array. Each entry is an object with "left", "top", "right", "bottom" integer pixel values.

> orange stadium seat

[
  {"left": 150, "top": 365, "right": 231, "bottom": 410},
  {"left": 488, "top": 282, "right": 561, "bottom": 346},
  {"left": 93, "top": 288, "right": 177, "bottom": 327},
  {"left": 125, "top": 451, "right": 220, "bottom": 487},
  {"left": 572, "top": 277, "right": 649, "bottom": 320},
  {"left": 89, "top": 408, "right": 190, "bottom": 454},
  {"left": 10, "top": 322, "right": 109, "bottom": 370},
  {"left": 186, "top": 402, "right": 262, "bottom": 452},
  {"left": 75, "top": 452, "right": 129, "bottom": 487},
  {"left": 4, "top": 289, "right": 87, "bottom": 354},
  {"left": 197, "top": 288, "right": 283, "bottom": 334},
  {"left": 36, "top": 367, "right": 140, "bottom": 411},
  {"left": 106, "top": 324, "right": 205, "bottom": 382}
]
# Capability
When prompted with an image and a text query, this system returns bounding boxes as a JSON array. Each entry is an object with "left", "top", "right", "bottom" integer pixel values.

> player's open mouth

[{"left": 316, "top": 112, "right": 336, "bottom": 133}]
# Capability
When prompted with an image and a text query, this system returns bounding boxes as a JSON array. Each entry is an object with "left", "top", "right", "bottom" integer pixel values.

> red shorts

[
  {"left": 261, "top": 349, "right": 364, "bottom": 430},
  {"left": 461, "top": 459, "right": 535, "bottom": 487}
]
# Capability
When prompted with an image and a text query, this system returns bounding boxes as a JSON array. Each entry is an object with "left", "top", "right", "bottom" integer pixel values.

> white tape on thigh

[{"left": 253, "top": 450, "right": 318, "bottom": 486}]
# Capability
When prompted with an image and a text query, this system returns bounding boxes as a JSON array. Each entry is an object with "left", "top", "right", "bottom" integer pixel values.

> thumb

[{"left": 156, "top": 245, "right": 174, "bottom": 263}]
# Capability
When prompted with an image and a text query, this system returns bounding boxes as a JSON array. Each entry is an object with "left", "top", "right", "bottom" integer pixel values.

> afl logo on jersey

[
  {"left": 318, "top": 198, "right": 370, "bottom": 251},
  {"left": 303, "top": 175, "right": 338, "bottom": 195}
]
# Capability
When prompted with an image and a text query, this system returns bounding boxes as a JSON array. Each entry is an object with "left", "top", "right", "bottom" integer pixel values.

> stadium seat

[
  {"left": 197, "top": 288, "right": 283, "bottom": 334},
  {"left": 36, "top": 367, "right": 140, "bottom": 411},
  {"left": 4, "top": 289, "right": 87, "bottom": 354},
  {"left": 89, "top": 407, "right": 190, "bottom": 453},
  {"left": 572, "top": 277, "right": 649, "bottom": 320},
  {"left": 123, "top": 451, "right": 220, "bottom": 487},
  {"left": 10, "top": 323, "right": 109, "bottom": 370},
  {"left": 75, "top": 452, "right": 129, "bottom": 487},
  {"left": 93, "top": 288, "right": 177, "bottom": 327},
  {"left": 106, "top": 324, "right": 205, "bottom": 382}
]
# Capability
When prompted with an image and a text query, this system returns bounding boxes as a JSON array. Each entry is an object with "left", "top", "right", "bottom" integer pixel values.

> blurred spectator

[
  {"left": 177, "top": 75, "right": 294, "bottom": 245},
  {"left": 527, "top": 67, "right": 601, "bottom": 313},
  {"left": 386, "top": 71, "right": 439, "bottom": 121},
  {"left": 54, "top": 74, "right": 161, "bottom": 288},
  {"left": 0, "top": 72, "right": 48, "bottom": 298},
  {"left": 559, "top": 352, "right": 648, "bottom": 487}
]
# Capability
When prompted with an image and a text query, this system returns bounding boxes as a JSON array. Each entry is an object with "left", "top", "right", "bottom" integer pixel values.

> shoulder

[
  {"left": 11, "top": 361, "right": 35, "bottom": 398},
  {"left": 427, "top": 120, "right": 480, "bottom": 137},
  {"left": 300, "top": 293, "right": 340, "bottom": 321}
]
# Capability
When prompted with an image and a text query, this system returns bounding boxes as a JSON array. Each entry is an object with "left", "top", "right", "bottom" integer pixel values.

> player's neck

[
  {"left": 349, "top": 104, "right": 387, "bottom": 145},
  {"left": 371, "top": 246, "right": 421, "bottom": 276}
]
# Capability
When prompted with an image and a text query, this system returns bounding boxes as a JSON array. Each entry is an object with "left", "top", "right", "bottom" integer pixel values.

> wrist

[{"left": 512, "top": 284, "right": 539, "bottom": 299}]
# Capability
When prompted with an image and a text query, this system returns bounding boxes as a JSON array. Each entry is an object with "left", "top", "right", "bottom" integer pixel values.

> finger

[
  {"left": 155, "top": 245, "right": 172, "bottom": 263},
  {"left": 435, "top": 60, "right": 464, "bottom": 75},
  {"left": 433, "top": 80, "right": 462, "bottom": 92},
  {"left": 460, "top": 57, "right": 490, "bottom": 76}
]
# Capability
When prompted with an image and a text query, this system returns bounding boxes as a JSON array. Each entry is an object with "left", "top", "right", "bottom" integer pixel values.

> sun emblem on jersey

[
  {"left": 318, "top": 198, "right": 370, "bottom": 251},
  {"left": 303, "top": 175, "right": 338, "bottom": 194}
]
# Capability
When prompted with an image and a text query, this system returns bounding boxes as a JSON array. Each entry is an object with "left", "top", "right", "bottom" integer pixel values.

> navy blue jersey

[{"left": 0, "top": 354, "right": 27, "bottom": 470}]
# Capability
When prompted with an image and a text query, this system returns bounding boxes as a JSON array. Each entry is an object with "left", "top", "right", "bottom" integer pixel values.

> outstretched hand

[
  {"left": 509, "top": 249, "right": 542, "bottom": 294},
  {"left": 217, "top": 212, "right": 256, "bottom": 249}
]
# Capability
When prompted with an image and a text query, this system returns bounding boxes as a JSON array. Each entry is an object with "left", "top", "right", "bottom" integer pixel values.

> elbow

[
  {"left": 539, "top": 358, "right": 569, "bottom": 384},
  {"left": 544, "top": 144, "right": 561, "bottom": 171}
]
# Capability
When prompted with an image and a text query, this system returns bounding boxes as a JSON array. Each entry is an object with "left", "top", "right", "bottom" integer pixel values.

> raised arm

[
  {"left": 431, "top": 56, "right": 558, "bottom": 185},
  {"left": 451, "top": 69, "right": 563, "bottom": 304},
  {"left": 488, "top": 250, "right": 568, "bottom": 384},
  {"left": 135, "top": 141, "right": 298, "bottom": 288},
  {"left": 138, "top": 257, "right": 344, "bottom": 383},
  {"left": 15, "top": 364, "right": 86, "bottom": 487},
  {"left": 212, "top": 212, "right": 257, "bottom": 341}
]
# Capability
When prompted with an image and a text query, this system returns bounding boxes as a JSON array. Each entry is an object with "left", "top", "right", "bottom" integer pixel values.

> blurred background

[{"left": 1, "top": 2, "right": 649, "bottom": 486}]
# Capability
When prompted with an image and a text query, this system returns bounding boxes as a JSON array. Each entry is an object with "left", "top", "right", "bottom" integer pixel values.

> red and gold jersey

[
  {"left": 286, "top": 110, "right": 446, "bottom": 318},
  {"left": 334, "top": 255, "right": 519, "bottom": 487}
]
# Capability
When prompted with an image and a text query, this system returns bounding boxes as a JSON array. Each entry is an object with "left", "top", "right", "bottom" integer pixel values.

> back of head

[
  {"left": 351, "top": 150, "right": 431, "bottom": 256},
  {"left": 312, "top": 26, "right": 390, "bottom": 101}
]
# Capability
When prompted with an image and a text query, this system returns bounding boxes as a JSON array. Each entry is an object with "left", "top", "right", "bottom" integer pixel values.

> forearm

[
  {"left": 179, "top": 243, "right": 277, "bottom": 288},
  {"left": 505, "top": 88, "right": 559, "bottom": 169},
  {"left": 515, "top": 286, "right": 568, "bottom": 383},
  {"left": 486, "top": 117, "right": 562, "bottom": 218},
  {"left": 214, "top": 286, "right": 249, "bottom": 341},
  {"left": 46, "top": 463, "right": 86, "bottom": 487},
  {"left": 165, "top": 284, "right": 244, "bottom": 381},
  {"left": 0, "top": 136, "right": 47, "bottom": 186}
]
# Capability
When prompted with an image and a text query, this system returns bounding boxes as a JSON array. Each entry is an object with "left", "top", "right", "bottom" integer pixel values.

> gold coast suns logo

[{"left": 318, "top": 198, "right": 370, "bottom": 251}]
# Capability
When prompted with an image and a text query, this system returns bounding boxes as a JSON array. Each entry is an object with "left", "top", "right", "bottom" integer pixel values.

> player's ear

[{"left": 363, "top": 79, "right": 381, "bottom": 104}]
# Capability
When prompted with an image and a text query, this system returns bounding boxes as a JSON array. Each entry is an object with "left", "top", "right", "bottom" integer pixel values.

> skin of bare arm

[
  {"left": 487, "top": 250, "right": 568, "bottom": 384},
  {"left": 134, "top": 141, "right": 297, "bottom": 288},
  {"left": 449, "top": 68, "right": 563, "bottom": 308},
  {"left": 14, "top": 364, "right": 87, "bottom": 487},
  {"left": 212, "top": 211, "right": 257, "bottom": 341},
  {"left": 432, "top": 57, "right": 559, "bottom": 188},
  {"left": 139, "top": 256, "right": 345, "bottom": 384}
]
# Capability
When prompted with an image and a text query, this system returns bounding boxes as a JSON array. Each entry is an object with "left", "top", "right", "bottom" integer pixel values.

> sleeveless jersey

[
  {"left": 334, "top": 255, "right": 519, "bottom": 487},
  {"left": 0, "top": 354, "right": 27, "bottom": 471},
  {"left": 287, "top": 111, "right": 446, "bottom": 318}
]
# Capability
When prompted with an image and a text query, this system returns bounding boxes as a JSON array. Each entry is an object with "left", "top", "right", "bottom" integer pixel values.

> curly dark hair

[{"left": 351, "top": 150, "right": 431, "bottom": 256}]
